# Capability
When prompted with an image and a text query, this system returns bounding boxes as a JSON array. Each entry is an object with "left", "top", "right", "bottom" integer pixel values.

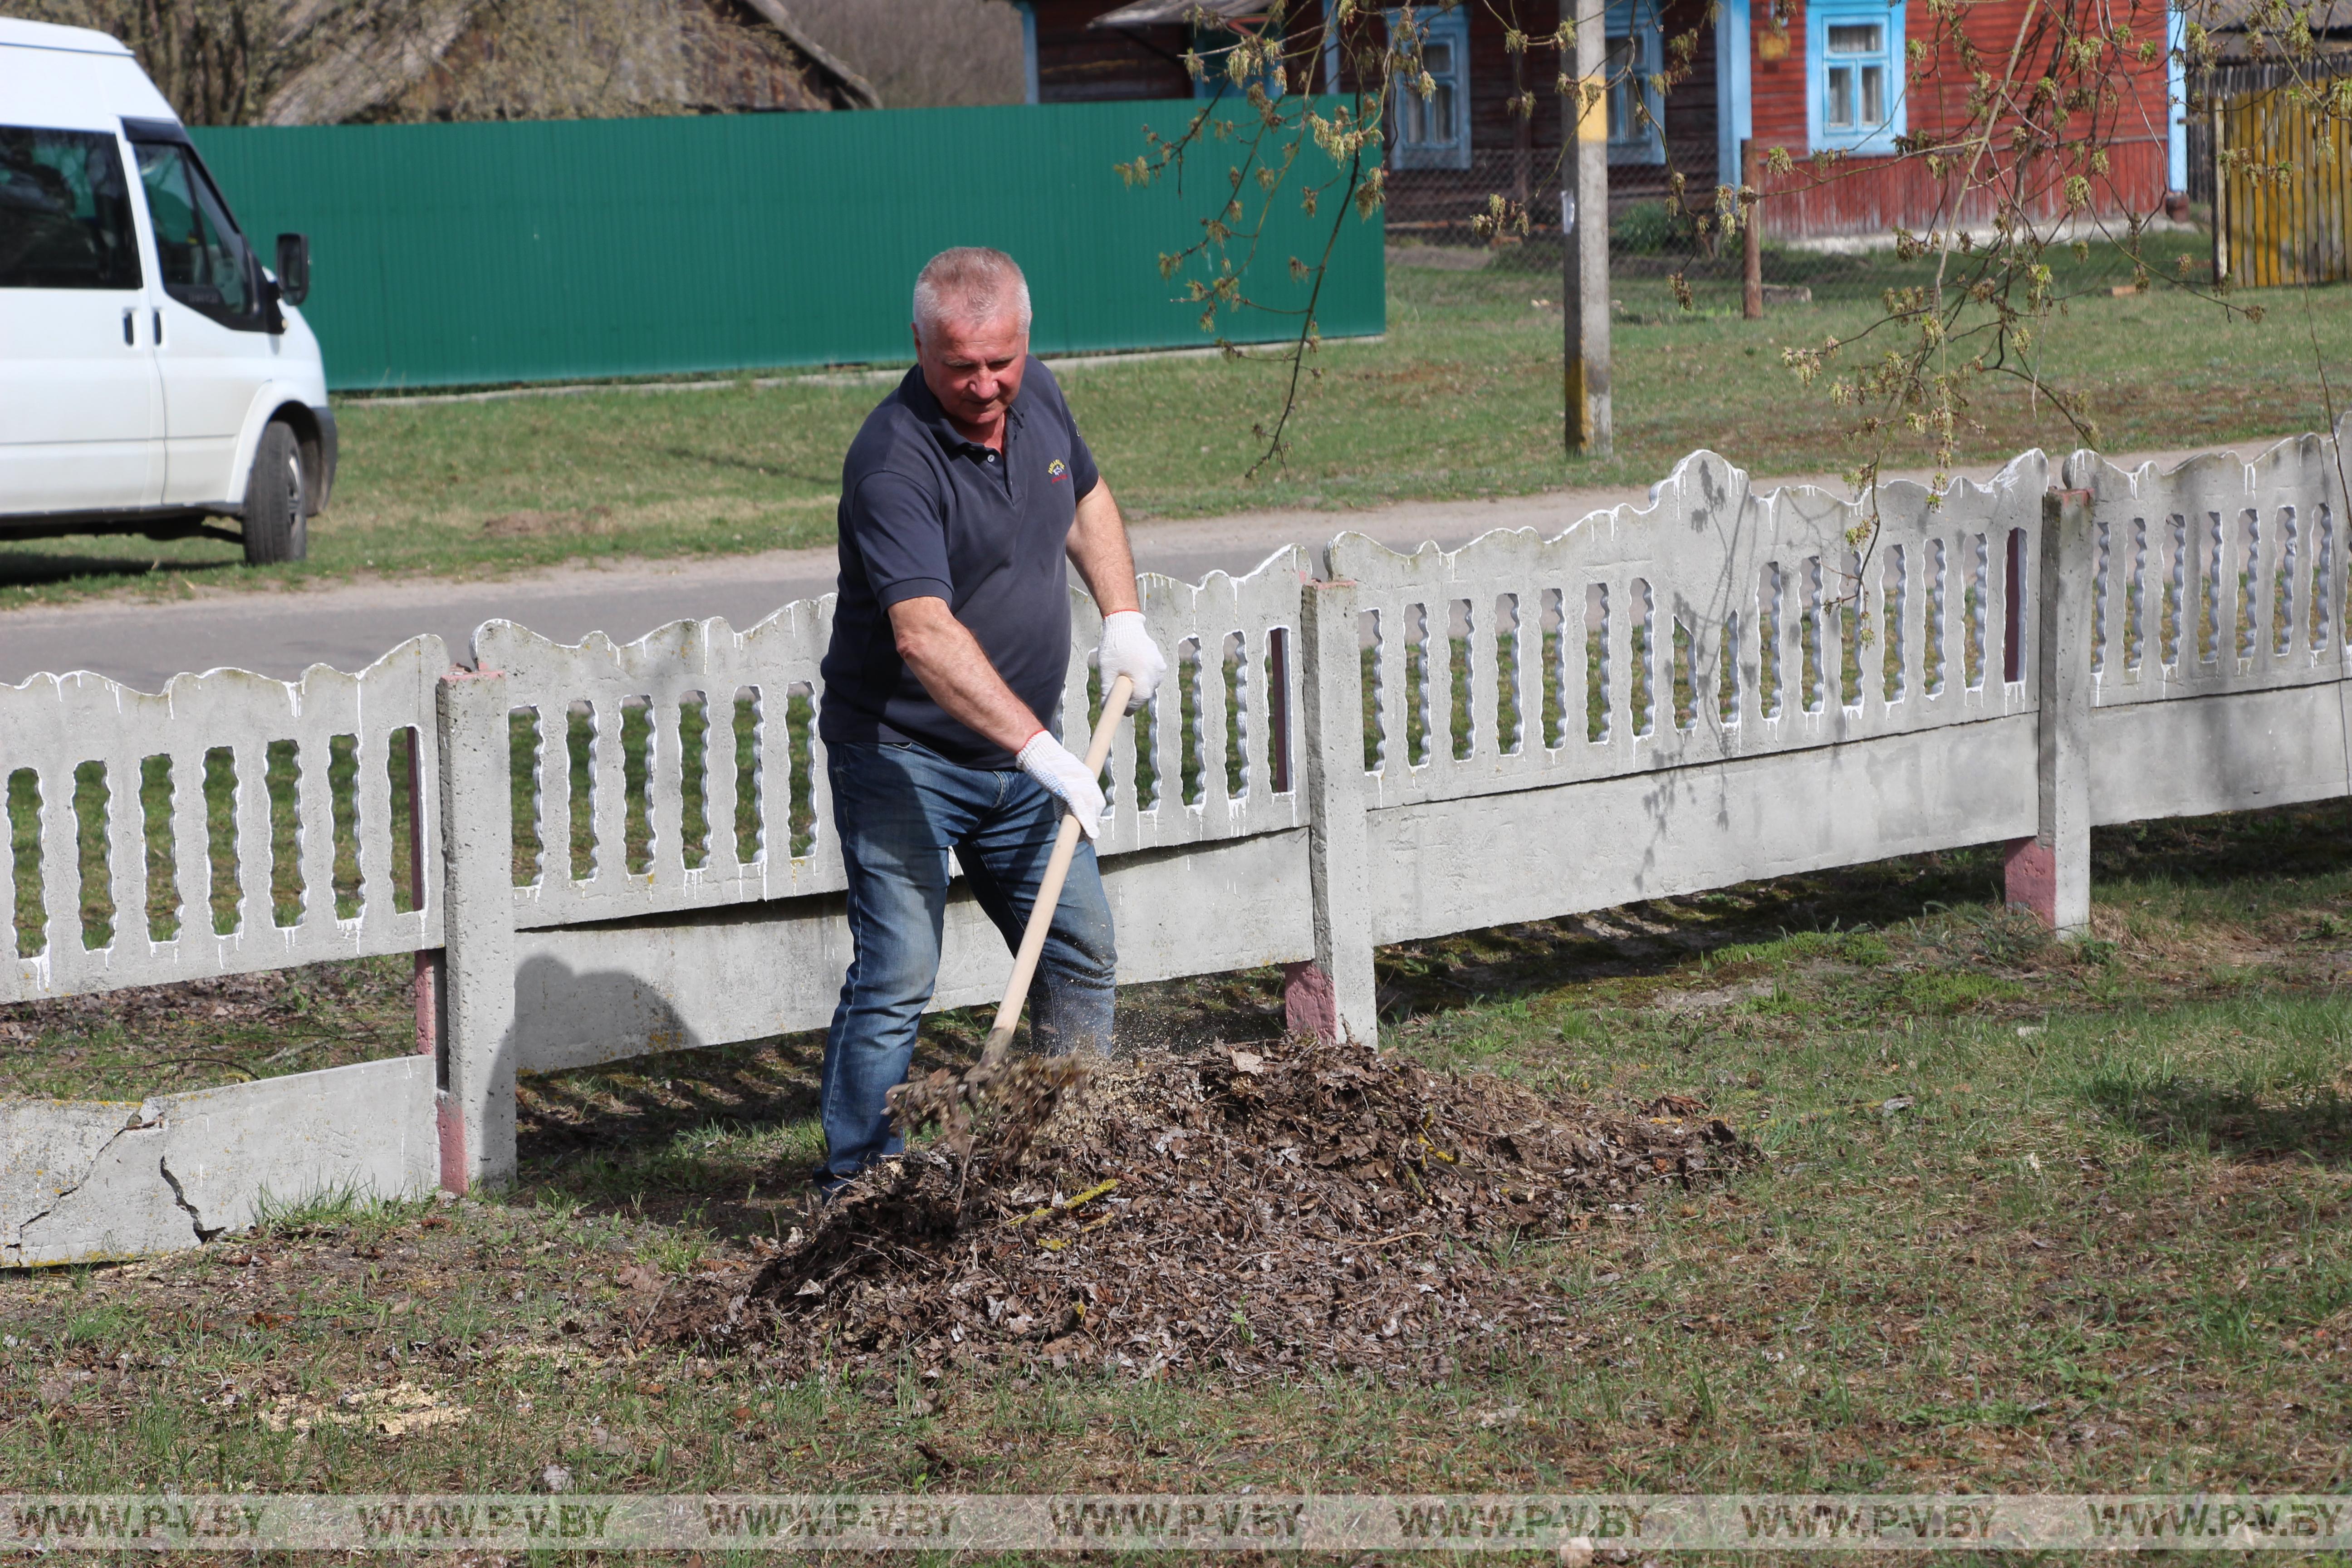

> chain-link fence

[{"left": 1385, "top": 158, "right": 2210, "bottom": 312}]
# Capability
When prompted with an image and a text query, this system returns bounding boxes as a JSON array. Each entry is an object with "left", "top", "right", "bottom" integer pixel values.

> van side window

[
  {"left": 133, "top": 139, "right": 254, "bottom": 325},
  {"left": 0, "top": 127, "right": 142, "bottom": 290}
]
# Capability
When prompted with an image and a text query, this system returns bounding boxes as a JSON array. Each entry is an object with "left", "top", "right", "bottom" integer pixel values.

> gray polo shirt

[{"left": 818, "top": 360, "right": 1101, "bottom": 769}]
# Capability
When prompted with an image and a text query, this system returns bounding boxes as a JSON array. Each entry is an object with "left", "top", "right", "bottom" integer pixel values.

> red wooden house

[
  {"left": 1740, "top": 0, "right": 2183, "bottom": 236},
  {"left": 1012, "top": 0, "right": 2185, "bottom": 238}
]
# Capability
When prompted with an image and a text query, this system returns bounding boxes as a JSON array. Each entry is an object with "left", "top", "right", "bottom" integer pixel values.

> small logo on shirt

[{"left": 1047, "top": 459, "right": 1068, "bottom": 483}]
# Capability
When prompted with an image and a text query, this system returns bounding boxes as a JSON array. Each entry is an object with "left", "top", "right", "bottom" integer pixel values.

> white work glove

[
  {"left": 1097, "top": 610, "right": 1166, "bottom": 715},
  {"left": 1016, "top": 731, "right": 1107, "bottom": 840}
]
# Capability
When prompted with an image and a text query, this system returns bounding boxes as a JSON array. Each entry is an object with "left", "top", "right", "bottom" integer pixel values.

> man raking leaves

[{"left": 814, "top": 246, "right": 1165, "bottom": 1198}]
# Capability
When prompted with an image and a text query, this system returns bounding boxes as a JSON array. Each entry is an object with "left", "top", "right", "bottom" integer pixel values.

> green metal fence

[{"left": 190, "top": 101, "right": 1384, "bottom": 393}]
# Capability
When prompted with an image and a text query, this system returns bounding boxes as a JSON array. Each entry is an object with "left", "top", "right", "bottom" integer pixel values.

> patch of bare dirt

[{"left": 647, "top": 1035, "right": 1752, "bottom": 1383}]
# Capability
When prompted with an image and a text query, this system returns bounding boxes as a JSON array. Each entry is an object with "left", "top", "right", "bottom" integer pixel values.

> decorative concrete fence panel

[
  {"left": 482, "top": 599, "right": 844, "bottom": 926},
  {"left": 2065, "top": 431, "right": 2352, "bottom": 832},
  {"left": 2, "top": 1058, "right": 436, "bottom": 1265},
  {"left": 1331, "top": 451, "right": 2045, "bottom": 810},
  {"left": 1322, "top": 451, "right": 2049, "bottom": 966},
  {"left": 0, "top": 637, "right": 448, "bottom": 1004},
  {"left": 1101, "top": 546, "right": 1309, "bottom": 853},
  {"left": 9, "top": 430, "right": 2352, "bottom": 1265}
]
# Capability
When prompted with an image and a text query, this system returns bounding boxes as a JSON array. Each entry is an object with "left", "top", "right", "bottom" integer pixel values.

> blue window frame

[
  {"left": 1605, "top": 0, "right": 1666, "bottom": 165},
  {"left": 1388, "top": 5, "right": 1471, "bottom": 170},
  {"left": 1807, "top": 0, "right": 1905, "bottom": 154}
]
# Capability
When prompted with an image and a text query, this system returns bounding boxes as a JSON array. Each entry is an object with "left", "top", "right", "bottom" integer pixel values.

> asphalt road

[{"left": 0, "top": 447, "right": 2208, "bottom": 691}]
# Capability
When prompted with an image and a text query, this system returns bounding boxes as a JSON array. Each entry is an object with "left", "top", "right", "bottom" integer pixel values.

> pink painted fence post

[
  {"left": 1287, "top": 576, "right": 1379, "bottom": 1047},
  {"left": 433, "top": 666, "right": 518, "bottom": 1191},
  {"left": 2005, "top": 488, "right": 2094, "bottom": 935}
]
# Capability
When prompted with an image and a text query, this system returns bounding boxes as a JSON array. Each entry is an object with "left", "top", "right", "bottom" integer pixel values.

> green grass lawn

[
  {"left": 2, "top": 804, "right": 2347, "bottom": 1520},
  {"left": 1, "top": 235, "right": 2347, "bottom": 607}
]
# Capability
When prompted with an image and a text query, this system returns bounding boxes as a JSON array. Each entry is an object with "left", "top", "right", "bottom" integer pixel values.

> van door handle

[
  {"left": 123, "top": 308, "right": 136, "bottom": 346},
  {"left": 153, "top": 309, "right": 164, "bottom": 347}
]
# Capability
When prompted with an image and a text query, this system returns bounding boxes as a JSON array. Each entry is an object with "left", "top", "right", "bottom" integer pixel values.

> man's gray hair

[{"left": 912, "top": 247, "right": 1033, "bottom": 336}]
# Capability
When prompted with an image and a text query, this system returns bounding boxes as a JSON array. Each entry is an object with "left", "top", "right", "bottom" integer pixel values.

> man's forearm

[
  {"left": 1067, "top": 480, "right": 1141, "bottom": 615},
  {"left": 888, "top": 596, "right": 1048, "bottom": 754}
]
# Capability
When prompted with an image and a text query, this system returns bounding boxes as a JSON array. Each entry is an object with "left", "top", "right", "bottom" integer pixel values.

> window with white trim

[
  {"left": 1388, "top": 5, "right": 1470, "bottom": 171},
  {"left": 1807, "top": 0, "right": 1904, "bottom": 154},
  {"left": 1605, "top": 0, "right": 1665, "bottom": 164}
]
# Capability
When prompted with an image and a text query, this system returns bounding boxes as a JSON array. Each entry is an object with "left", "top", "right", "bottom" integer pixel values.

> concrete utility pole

[{"left": 1562, "top": 0, "right": 1612, "bottom": 456}]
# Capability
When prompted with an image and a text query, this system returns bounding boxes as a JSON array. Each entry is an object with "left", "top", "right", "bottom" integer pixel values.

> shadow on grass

[
  {"left": 2092, "top": 803, "right": 2352, "bottom": 888},
  {"left": 0, "top": 549, "right": 243, "bottom": 588},
  {"left": 514, "top": 1030, "right": 829, "bottom": 1234},
  {"left": 512, "top": 1014, "right": 1034, "bottom": 1237},
  {"left": 2082, "top": 1073, "right": 2352, "bottom": 1167}
]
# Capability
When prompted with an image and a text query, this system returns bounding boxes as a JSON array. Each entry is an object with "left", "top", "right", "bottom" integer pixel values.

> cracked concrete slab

[
  {"left": 2, "top": 1098, "right": 168, "bottom": 1265},
  {"left": 9, "top": 1117, "right": 187, "bottom": 1264},
  {"left": 2, "top": 1056, "right": 438, "bottom": 1267},
  {"left": 155, "top": 1057, "right": 438, "bottom": 1237}
]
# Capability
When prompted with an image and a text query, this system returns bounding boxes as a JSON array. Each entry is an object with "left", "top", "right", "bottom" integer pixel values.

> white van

[{"left": 0, "top": 17, "right": 330, "bottom": 564}]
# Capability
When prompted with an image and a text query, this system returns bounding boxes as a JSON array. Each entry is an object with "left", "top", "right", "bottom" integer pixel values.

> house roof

[
  {"left": 739, "top": 0, "right": 881, "bottom": 105},
  {"left": 1088, "top": 0, "right": 1267, "bottom": 28},
  {"left": 260, "top": 0, "right": 878, "bottom": 125}
]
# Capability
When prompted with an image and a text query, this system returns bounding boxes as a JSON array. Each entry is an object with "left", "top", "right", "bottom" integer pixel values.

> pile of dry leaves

[{"left": 649, "top": 1036, "right": 1753, "bottom": 1382}]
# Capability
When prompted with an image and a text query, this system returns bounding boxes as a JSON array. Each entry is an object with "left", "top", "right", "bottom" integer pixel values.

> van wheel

[{"left": 244, "top": 421, "right": 309, "bottom": 565}]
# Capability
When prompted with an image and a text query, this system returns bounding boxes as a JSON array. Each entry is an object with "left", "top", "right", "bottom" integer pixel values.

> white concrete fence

[{"left": 6, "top": 424, "right": 2348, "bottom": 1265}]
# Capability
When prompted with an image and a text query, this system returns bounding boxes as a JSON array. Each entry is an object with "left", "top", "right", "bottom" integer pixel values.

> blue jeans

[{"left": 818, "top": 739, "right": 1117, "bottom": 1188}]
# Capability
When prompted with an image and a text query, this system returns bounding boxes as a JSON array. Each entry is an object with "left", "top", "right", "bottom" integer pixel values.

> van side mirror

[{"left": 275, "top": 233, "right": 310, "bottom": 306}]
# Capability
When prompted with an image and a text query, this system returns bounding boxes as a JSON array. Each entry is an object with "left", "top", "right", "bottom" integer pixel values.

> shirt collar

[{"left": 902, "top": 363, "right": 1028, "bottom": 456}]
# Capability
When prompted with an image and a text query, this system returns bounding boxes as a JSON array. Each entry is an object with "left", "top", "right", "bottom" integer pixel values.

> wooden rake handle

[{"left": 971, "top": 672, "right": 1133, "bottom": 1079}]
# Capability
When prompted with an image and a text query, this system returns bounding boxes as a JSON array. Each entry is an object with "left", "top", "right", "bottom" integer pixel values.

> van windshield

[
  {"left": 0, "top": 126, "right": 141, "bottom": 290},
  {"left": 133, "top": 138, "right": 253, "bottom": 323}
]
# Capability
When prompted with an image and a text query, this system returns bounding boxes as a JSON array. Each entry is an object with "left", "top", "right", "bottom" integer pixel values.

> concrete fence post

[
  {"left": 2005, "top": 488, "right": 2094, "bottom": 936},
  {"left": 434, "top": 667, "right": 518, "bottom": 1190},
  {"left": 1286, "top": 577, "right": 1380, "bottom": 1048}
]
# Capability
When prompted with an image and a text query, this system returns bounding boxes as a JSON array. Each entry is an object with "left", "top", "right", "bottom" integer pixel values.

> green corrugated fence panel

[{"left": 188, "top": 101, "right": 1385, "bottom": 392}]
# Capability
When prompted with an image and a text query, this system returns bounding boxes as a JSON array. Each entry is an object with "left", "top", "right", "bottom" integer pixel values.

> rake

[{"left": 887, "top": 672, "right": 1134, "bottom": 1183}]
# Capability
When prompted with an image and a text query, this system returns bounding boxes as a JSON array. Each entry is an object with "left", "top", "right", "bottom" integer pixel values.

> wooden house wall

[
  {"left": 1644, "top": 0, "right": 1720, "bottom": 200},
  {"left": 1032, "top": 0, "right": 1192, "bottom": 102},
  {"left": 1382, "top": 0, "right": 1724, "bottom": 226},
  {"left": 1028, "top": 0, "right": 2169, "bottom": 235},
  {"left": 1749, "top": 0, "right": 2173, "bottom": 233},
  {"left": 1032, "top": 0, "right": 1362, "bottom": 103},
  {"left": 1464, "top": 0, "right": 1566, "bottom": 153},
  {"left": 1756, "top": 137, "right": 2170, "bottom": 234}
]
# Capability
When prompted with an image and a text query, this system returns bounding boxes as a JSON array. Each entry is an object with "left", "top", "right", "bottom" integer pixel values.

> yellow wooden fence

[{"left": 2215, "top": 79, "right": 2352, "bottom": 288}]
